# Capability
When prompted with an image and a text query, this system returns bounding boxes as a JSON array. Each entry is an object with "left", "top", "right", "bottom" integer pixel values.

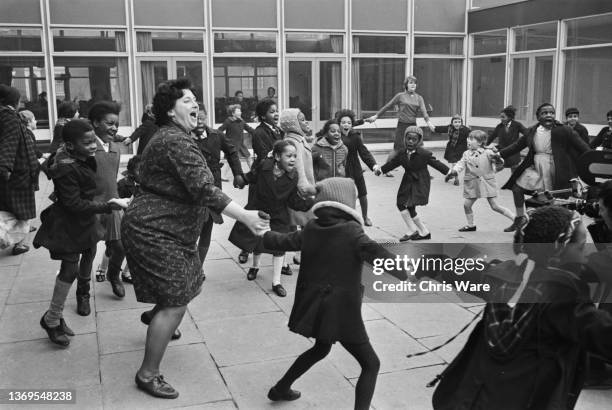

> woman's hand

[
  {"left": 373, "top": 164, "right": 382, "bottom": 176},
  {"left": 241, "top": 209, "right": 270, "bottom": 236},
  {"left": 427, "top": 122, "right": 436, "bottom": 133},
  {"left": 122, "top": 137, "right": 132, "bottom": 146},
  {"left": 298, "top": 184, "right": 317, "bottom": 197},
  {"left": 365, "top": 115, "right": 378, "bottom": 123},
  {"left": 108, "top": 198, "right": 130, "bottom": 210}
]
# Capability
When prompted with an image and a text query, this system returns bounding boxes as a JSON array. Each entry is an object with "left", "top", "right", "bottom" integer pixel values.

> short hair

[
  {"left": 88, "top": 100, "right": 120, "bottom": 123},
  {"left": 227, "top": 104, "right": 241, "bottom": 115},
  {"left": 234, "top": 90, "right": 243, "bottom": 97},
  {"left": 606, "top": 110, "right": 612, "bottom": 118},
  {"left": 62, "top": 118, "right": 94, "bottom": 144},
  {"left": 501, "top": 105, "right": 516, "bottom": 120},
  {"left": 255, "top": 99, "right": 277, "bottom": 122},
  {"left": 126, "top": 155, "right": 142, "bottom": 176},
  {"left": 0, "top": 84, "right": 21, "bottom": 108},
  {"left": 598, "top": 180, "right": 612, "bottom": 212},
  {"left": 536, "top": 103, "right": 554, "bottom": 117},
  {"left": 152, "top": 78, "right": 194, "bottom": 126},
  {"left": 468, "top": 130, "right": 487, "bottom": 146},
  {"left": 450, "top": 114, "right": 463, "bottom": 124},
  {"left": 403, "top": 75, "right": 417, "bottom": 90},
  {"left": 19, "top": 110, "right": 35, "bottom": 123},
  {"left": 319, "top": 119, "right": 339, "bottom": 138},
  {"left": 267, "top": 86, "right": 275, "bottom": 94},
  {"left": 57, "top": 101, "right": 79, "bottom": 119},
  {"left": 335, "top": 109, "right": 356, "bottom": 125},
  {"left": 272, "top": 139, "right": 296, "bottom": 157},
  {"left": 565, "top": 107, "right": 579, "bottom": 117}
]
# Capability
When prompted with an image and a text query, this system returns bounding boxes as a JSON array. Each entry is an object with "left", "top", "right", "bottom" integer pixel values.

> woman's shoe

[
  {"left": 135, "top": 374, "right": 179, "bottom": 399},
  {"left": 281, "top": 265, "right": 293, "bottom": 276},
  {"left": 410, "top": 232, "right": 431, "bottom": 241},
  {"left": 272, "top": 284, "right": 287, "bottom": 297},
  {"left": 238, "top": 251, "right": 249, "bottom": 264},
  {"left": 140, "top": 311, "right": 182, "bottom": 340},
  {"left": 268, "top": 386, "right": 301, "bottom": 401},
  {"left": 247, "top": 267, "right": 259, "bottom": 281},
  {"left": 458, "top": 225, "right": 477, "bottom": 232},
  {"left": 121, "top": 270, "right": 133, "bottom": 284},
  {"left": 399, "top": 233, "right": 414, "bottom": 242},
  {"left": 453, "top": 179, "right": 460, "bottom": 186},
  {"left": 292, "top": 254, "right": 301, "bottom": 265},
  {"left": 40, "top": 314, "right": 70, "bottom": 347},
  {"left": 12, "top": 243, "right": 29, "bottom": 255}
]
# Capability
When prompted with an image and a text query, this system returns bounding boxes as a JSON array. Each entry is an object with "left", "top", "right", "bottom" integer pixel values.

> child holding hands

[{"left": 445, "top": 130, "right": 515, "bottom": 232}]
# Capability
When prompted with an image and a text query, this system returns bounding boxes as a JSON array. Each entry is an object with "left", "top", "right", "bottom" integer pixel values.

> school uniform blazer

[
  {"left": 193, "top": 125, "right": 243, "bottom": 188},
  {"left": 92, "top": 139, "right": 120, "bottom": 201},
  {"left": 486, "top": 120, "right": 528, "bottom": 168},
  {"left": 381, "top": 147, "right": 449, "bottom": 208},
  {"left": 500, "top": 122, "right": 590, "bottom": 191}
]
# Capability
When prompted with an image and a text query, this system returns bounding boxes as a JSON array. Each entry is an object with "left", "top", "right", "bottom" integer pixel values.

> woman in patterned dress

[{"left": 121, "top": 79, "right": 269, "bottom": 399}]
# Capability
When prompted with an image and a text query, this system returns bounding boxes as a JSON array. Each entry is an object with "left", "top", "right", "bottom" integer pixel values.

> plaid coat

[{"left": 0, "top": 105, "right": 39, "bottom": 220}]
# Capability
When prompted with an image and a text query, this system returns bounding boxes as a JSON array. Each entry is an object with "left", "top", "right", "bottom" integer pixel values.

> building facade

[{"left": 1, "top": 0, "right": 611, "bottom": 142}]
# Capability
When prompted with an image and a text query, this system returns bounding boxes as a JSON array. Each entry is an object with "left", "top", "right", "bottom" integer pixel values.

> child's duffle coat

[{"left": 453, "top": 148, "right": 504, "bottom": 199}]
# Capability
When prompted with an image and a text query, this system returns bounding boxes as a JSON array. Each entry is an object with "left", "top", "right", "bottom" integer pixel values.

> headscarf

[{"left": 279, "top": 108, "right": 304, "bottom": 137}]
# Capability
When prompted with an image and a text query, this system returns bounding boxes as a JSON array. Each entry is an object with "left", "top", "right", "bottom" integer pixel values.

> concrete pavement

[{"left": 0, "top": 150, "right": 610, "bottom": 409}]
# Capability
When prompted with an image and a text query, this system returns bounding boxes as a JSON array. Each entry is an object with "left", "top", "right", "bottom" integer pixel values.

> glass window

[
  {"left": 352, "top": 0, "right": 407, "bottom": 31},
  {"left": 136, "top": 32, "right": 204, "bottom": 53},
  {"left": 53, "top": 57, "right": 131, "bottom": 126},
  {"left": 473, "top": 30, "right": 506, "bottom": 55},
  {"left": 134, "top": 0, "right": 205, "bottom": 27},
  {"left": 0, "top": 28, "right": 42, "bottom": 52},
  {"left": 414, "top": 37, "right": 463, "bottom": 55},
  {"left": 213, "top": 57, "right": 277, "bottom": 123},
  {"left": 564, "top": 47, "right": 612, "bottom": 124},
  {"left": 514, "top": 22, "right": 557, "bottom": 52},
  {"left": 0, "top": 0, "right": 41, "bottom": 24},
  {"left": 285, "top": 0, "right": 343, "bottom": 30},
  {"left": 413, "top": 59, "right": 463, "bottom": 117},
  {"left": 49, "top": 0, "right": 125, "bottom": 26},
  {"left": 211, "top": 0, "right": 276, "bottom": 29},
  {"left": 0, "top": 56, "right": 48, "bottom": 128},
  {"left": 214, "top": 32, "right": 276, "bottom": 53},
  {"left": 351, "top": 58, "right": 405, "bottom": 119},
  {"left": 286, "top": 33, "right": 343, "bottom": 53},
  {"left": 471, "top": 57, "right": 506, "bottom": 117},
  {"left": 566, "top": 14, "right": 612, "bottom": 47},
  {"left": 53, "top": 29, "right": 126, "bottom": 52},
  {"left": 353, "top": 36, "right": 405, "bottom": 54},
  {"left": 414, "top": 0, "right": 465, "bottom": 33}
]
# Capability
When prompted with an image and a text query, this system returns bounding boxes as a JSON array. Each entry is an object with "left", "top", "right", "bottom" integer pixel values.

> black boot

[
  {"left": 76, "top": 280, "right": 91, "bottom": 316},
  {"left": 504, "top": 215, "right": 528, "bottom": 232}
]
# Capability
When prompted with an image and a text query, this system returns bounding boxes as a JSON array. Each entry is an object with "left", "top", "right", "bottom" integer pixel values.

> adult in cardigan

[
  {"left": 121, "top": 78, "right": 269, "bottom": 399},
  {"left": 124, "top": 104, "right": 158, "bottom": 155},
  {"left": 485, "top": 105, "right": 527, "bottom": 174},
  {"left": 590, "top": 110, "right": 612, "bottom": 150},
  {"left": 564, "top": 107, "right": 590, "bottom": 144},
  {"left": 365, "top": 75, "right": 436, "bottom": 176},
  {"left": 498, "top": 103, "right": 590, "bottom": 232},
  {"left": 48, "top": 101, "right": 79, "bottom": 154},
  {"left": 416, "top": 206, "right": 612, "bottom": 410},
  {"left": 433, "top": 114, "right": 470, "bottom": 186},
  {"left": 0, "top": 85, "right": 40, "bottom": 255}
]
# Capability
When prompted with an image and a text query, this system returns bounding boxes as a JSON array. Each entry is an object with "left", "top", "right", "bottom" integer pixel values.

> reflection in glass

[
  {"left": 473, "top": 30, "right": 506, "bottom": 55},
  {"left": 140, "top": 61, "right": 167, "bottom": 113},
  {"left": 0, "top": 28, "right": 42, "bottom": 52},
  {"left": 320, "top": 62, "right": 342, "bottom": 121},
  {"left": 288, "top": 61, "right": 312, "bottom": 121},
  {"left": 352, "top": 58, "right": 405, "bottom": 119},
  {"left": 0, "top": 57, "right": 48, "bottom": 128},
  {"left": 353, "top": 36, "right": 405, "bottom": 54},
  {"left": 286, "top": 33, "right": 343, "bottom": 53},
  {"left": 514, "top": 23, "right": 557, "bottom": 52},
  {"left": 136, "top": 31, "right": 204, "bottom": 53},
  {"left": 566, "top": 14, "right": 612, "bottom": 47},
  {"left": 413, "top": 58, "right": 462, "bottom": 117},
  {"left": 52, "top": 29, "right": 126, "bottom": 52},
  {"left": 414, "top": 37, "right": 463, "bottom": 55},
  {"left": 471, "top": 56, "right": 506, "bottom": 117},
  {"left": 511, "top": 58, "right": 530, "bottom": 121},
  {"left": 214, "top": 32, "right": 276, "bottom": 53},
  {"left": 177, "top": 61, "right": 203, "bottom": 102}
]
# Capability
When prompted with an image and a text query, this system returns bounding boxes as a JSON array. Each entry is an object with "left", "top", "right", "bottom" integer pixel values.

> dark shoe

[
  {"left": 40, "top": 314, "right": 70, "bottom": 347},
  {"left": 410, "top": 232, "right": 431, "bottom": 241},
  {"left": 272, "top": 284, "right": 287, "bottom": 297},
  {"left": 60, "top": 318, "right": 75, "bottom": 336},
  {"left": 399, "top": 234, "right": 414, "bottom": 242},
  {"left": 503, "top": 216, "right": 528, "bottom": 232},
  {"left": 453, "top": 179, "right": 460, "bottom": 186},
  {"left": 268, "top": 386, "right": 301, "bottom": 401},
  {"left": 12, "top": 243, "right": 29, "bottom": 255},
  {"left": 109, "top": 279, "right": 125, "bottom": 298},
  {"left": 238, "top": 251, "right": 249, "bottom": 264},
  {"left": 458, "top": 225, "right": 477, "bottom": 232},
  {"left": 95, "top": 269, "right": 106, "bottom": 282},
  {"left": 121, "top": 270, "right": 133, "bottom": 284},
  {"left": 364, "top": 217, "right": 373, "bottom": 227},
  {"left": 247, "top": 267, "right": 259, "bottom": 281},
  {"left": 29, "top": 225, "right": 37, "bottom": 232},
  {"left": 140, "top": 311, "right": 181, "bottom": 340},
  {"left": 384, "top": 173, "right": 394, "bottom": 178},
  {"left": 135, "top": 374, "right": 179, "bottom": 399},
  {"left": 293, "top": 254, "right": 300, "bottom": 265},
  {"left": 76, "top": 295, "right": 91, "bottom": 316},
  {"left": 281, "top": 265, "right": 293, "bottom": 276}
]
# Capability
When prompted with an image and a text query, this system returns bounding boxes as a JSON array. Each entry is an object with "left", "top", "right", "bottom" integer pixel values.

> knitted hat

[
  {"left": 312, "top": 177, "right": 363, "bottom": 225},
  {"left": 565, "top": 107, "right": 579, "bottom": 117},
  {"left": 279, "top": 108, "right": 304, "bottom": 136},
  {"left": 404, "top": 125, "right": 423, "bottom": 141}
]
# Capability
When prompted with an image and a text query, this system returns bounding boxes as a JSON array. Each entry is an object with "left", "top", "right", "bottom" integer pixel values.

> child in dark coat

[
  {"left": 262, "top": 177, "right": 408, "bottom": 409},
  {"left": 379, "top": 126, "right": 449, "bottom": 241},
  {"left": 230, "top": 140, "right": 313, "bottom": 297},
  {"left": 218, "top": 103, "right": 255, "bottom": 170},
  {"left": 34, "top": 119, "right": 127, "bottom": 347},
  {"left": 434, "top": 114, "right": 470, "bottom": 186}
]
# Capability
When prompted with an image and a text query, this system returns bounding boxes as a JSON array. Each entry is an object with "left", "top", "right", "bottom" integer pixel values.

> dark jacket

[
  {"left": 342, "top": 129, "right": 377, "bottom": 180},
  {"left": 425, "top": 261, "right": 612, "bottom": 410},
  {"left": 251, "top": 122, "right": 283, "bottom": 168},
  {"left": 263, "top": 205, "right": 407, "bottom": 343},
  {"left": 500, "top": 122, "right": 590, "bottom": 191},
  {"left": 217, "top": 117, "right": 255, "bottom": 149},
  {"left": 590, "top": 126, "right": 612, "bottom": 150},
  {"left": 193, "top": 125, "right": 243, "bottom": 188},
  {"left": 130, "top": 114, "right": 159, "bottom": 155},
  {"left": 33, "top": 148, "right": 112, "bottom": 255},
  {"left": 486, "top": 120, "right": 528, "bottom": 168},
  {"left": 381, "top": 147, "right": 449, "bottom": 209},
  {"left": 92, "top": 139, "right": 120, "bottom": 202},
  {"left": 566, "top": 122, "right": 589, "bottom": 144},
  {"left": 435, "top": 125, "right": 470, "bottom": 163}
]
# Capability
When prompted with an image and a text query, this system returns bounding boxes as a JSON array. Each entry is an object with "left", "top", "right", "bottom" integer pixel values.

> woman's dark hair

[
  {"left": 57, "top": 101, "right": 79, "bottom": 119},
  {"left": 126, "top": 155, "right": 142, "bottom": 177},
  {"left": 272, "top": 139, "right": 296, "bottom": 158},
  {"left": 62, "top": 118, "right": 94, "bottom": 144},
  {"left": 152, "top": 78, "right": 194, "bottom": 126},
  {"left": 0, "top": 84, "right": 21, "bottom": 108},
  {"left": 335, "top": 109, "right": 356, "bottom": 125},
  {"left": 255, "top": 99, "right": 277, "bottom": 122},
  {"left": 501, "top": 105, "right": 516, "bottom": 120},
  {"left": 88, "top": 101, "right": 120, "bottom": 123},
  {"left": 606, "top": 110, "right": 612, "bottom": 118},
  {"left": 318, "top": 119, "right": 339, "bottom": 138},
  {"left": 535, "top": 102, "right": 554, "bottom": 117}
]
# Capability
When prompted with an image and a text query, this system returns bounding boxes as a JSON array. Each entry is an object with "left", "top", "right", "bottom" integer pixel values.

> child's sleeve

[
  {"left": 380, "top": 151, "right": 402, "bottom": 174},
  {"left": 355, "top": 134, "right": 377, "bottom": 171},
  {"left": 453, "top": 151, "right": 468, "bottom": 174},
  {"left": 220, "top": 133, "right": 244, "bottom": 177},
  {"left": 244, "top": 121, "right": 256, "bottom": 136},
  {"left": 356, "top": 226, "right": 408, "bottom": 281},
  {"left": 375, "top": 93, "right": 400, "bottom": 117},
  {"left": 54, "top": 171, "right": 112, "bottom": 215},
  {"left": 263, "top": 230, "right": 303, "bottom": 252},
  {"left": 427, "top": 153, "right": 450, "bottom": 175},
  {"left": 217, "top": 119, "right": 228, "bottom": 134}
]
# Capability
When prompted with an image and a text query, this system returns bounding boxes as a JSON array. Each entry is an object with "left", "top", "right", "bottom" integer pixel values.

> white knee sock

[
  {"left": 272, "top": 255, "right": 284, "bottom": 286},
  {"left": 412, "top": 216, "right": 429, "bottom": 236},
  {"left": 400, "top": 211, "right": 417, "bottom": 235}
]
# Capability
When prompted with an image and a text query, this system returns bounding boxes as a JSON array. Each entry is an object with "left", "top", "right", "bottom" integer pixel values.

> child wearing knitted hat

[
  {"left": 262, "top": 177, "right": 407, "bottom": 409},
  {"left": 378, "top": 126, "right": 450, "bottom": 241}
]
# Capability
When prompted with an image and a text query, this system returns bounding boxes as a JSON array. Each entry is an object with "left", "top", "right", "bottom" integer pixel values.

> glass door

[
  {"left": 287, "top": 58, "right": 343, "bottom": 130},
  {"left": 510, "top": 53, "right": 554, "bottom": 123}
]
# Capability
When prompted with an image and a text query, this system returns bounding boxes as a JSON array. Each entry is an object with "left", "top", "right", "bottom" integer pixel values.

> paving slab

[
  {"left": 16, "top": 247, "right": 60, "bottom": 277},
  {"left": 0, "top": 266, "right": 19, "bottom": 290},
  {"left": 168, "top": 401, "right": 237, "bottom": 410},
  {"left": 197, "top": 311, "right": 311, "bottom": 367},
  {"left": 100, "top": 343, "right": 230, "bottom": 410},
  {"left": 0, "top": 290, "right": 8, "bottom": 317},
  {"left": 576, "top": 389, "right": 612, "bottom": 410},
  {"left": 93, "top": 280, "right": 152, "bottom": 313},
  {"left": 202, "top": 258, "right": 249, "bottom": 284},
  {"left": 6, "top": 271, "right": 58, "bottom": 305},
  {"left": 204, "top": 241, "right": 233, "bottom": 260}
]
